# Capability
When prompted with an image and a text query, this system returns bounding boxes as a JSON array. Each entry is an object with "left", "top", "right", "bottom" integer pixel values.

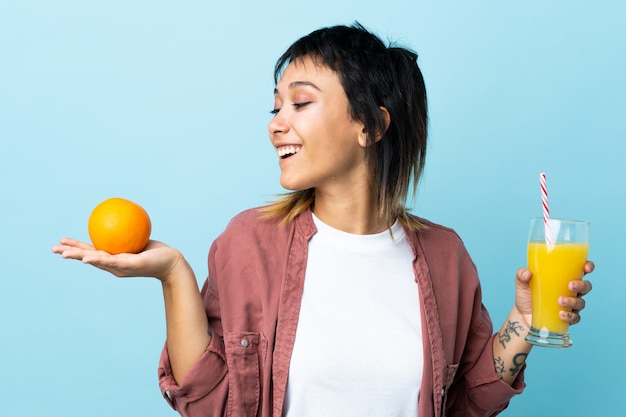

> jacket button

[{"left": 241, "top": 339, "right": 249, "bottom": 347}]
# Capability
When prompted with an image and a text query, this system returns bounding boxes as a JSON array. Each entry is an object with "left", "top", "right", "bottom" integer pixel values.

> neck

[{"left": 312, "top": 185, "right": 389, "bottom": 235}]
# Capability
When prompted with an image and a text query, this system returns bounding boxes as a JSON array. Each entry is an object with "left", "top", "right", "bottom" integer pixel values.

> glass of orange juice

[{"left": 525, "top": 217, "right": 589, "bottom": 348}]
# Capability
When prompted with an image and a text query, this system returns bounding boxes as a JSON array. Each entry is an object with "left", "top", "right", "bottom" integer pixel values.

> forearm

[
  {"left": 161, "top": 258, "right": 211, "bottom": 384},
  {"left": 492, "top": 307, "right": 533, "bottom": 385}
]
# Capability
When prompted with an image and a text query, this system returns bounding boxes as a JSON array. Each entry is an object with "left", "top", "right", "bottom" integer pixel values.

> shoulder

[
  {"left": 407, "top": 215, "right": 466, "bottom": 250},
  {"left": 226, "top": 206, "right": 277, "bottom": 228},
  {"left": 214, "top": 205, "right": 304, "bottom": 248},
  {"left": 220, "top": 205, "right": 283, "bottom": 236},
  {"left": 207, "top": 206, "right": 306, "bottom": 289},
  {"left": 405, "top": 214, "right": 478, "bottom": 283}
]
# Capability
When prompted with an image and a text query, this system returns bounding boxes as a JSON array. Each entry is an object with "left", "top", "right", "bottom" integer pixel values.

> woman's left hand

[
  {"left": 514, "top": 261, "right": 595, "bottom": 327},
  {"left": 558, "top": 261, "right": 595, "bottom": 324}
]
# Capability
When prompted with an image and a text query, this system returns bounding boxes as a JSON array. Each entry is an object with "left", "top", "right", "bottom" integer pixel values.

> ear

[
  {"left": 378, "top": 106, "right": 391, "bottom": 140},
  {"left": 357, "top": 106, "right": 391, "bottom": 147}
]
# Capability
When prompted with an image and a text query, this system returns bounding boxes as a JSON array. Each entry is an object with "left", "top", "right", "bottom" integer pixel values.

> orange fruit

[{"left": 88, "top": 197, "right": 151, "bottom": 254}]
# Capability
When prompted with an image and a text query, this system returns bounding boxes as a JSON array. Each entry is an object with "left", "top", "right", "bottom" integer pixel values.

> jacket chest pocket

[{"left": 225, "top": 332, "right": 266, "bottom": 417}]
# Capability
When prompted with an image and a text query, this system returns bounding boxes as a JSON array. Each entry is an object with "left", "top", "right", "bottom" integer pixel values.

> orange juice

[{"left": 528, "top": 242, "right": 589, "bottom": 334}]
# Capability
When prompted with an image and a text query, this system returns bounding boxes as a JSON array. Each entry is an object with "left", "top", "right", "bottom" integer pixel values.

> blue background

[{"left": 1, "top": 1, "right": 624, "bottom": 415}]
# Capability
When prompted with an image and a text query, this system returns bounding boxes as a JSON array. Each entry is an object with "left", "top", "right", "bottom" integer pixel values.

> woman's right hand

[
  {"left": 52, "top": 238, "right": 186, "bottom": 283},
  {"left": 54, "top": 237, "right": 211, "bottom": 383}
]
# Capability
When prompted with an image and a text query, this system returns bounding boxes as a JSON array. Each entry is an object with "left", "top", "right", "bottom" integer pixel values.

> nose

[{"left": 268, "top": 109, "right": 289, "bottom": 139}]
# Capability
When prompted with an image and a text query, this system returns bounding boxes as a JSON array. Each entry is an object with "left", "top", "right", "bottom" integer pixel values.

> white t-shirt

[{"left": 284, "top": 214, "right": 423, "bottom": 417}]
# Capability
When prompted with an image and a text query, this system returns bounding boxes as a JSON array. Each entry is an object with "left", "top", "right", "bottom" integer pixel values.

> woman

[{"left": 53, "top": 23, "right": 594, "bottom": 417}]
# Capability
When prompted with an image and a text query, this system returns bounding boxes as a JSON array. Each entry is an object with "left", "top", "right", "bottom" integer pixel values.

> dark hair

[{"left": 264, "top": 23, "right": 428, "bottom": 230}]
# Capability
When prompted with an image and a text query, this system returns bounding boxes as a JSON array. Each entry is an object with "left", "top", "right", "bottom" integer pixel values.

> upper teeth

[{"left": 277, "top": 146, "right": 301, "bottom": 157}]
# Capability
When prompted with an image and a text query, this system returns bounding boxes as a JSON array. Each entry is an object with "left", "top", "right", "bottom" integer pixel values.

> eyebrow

[{"left": 274, "top": 81, "right": 321, "bottom": 95}]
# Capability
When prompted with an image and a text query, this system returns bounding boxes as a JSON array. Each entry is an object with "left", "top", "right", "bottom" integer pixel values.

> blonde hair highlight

[{"left": 260, "top": 188, "right": 425, "bottom": 232}]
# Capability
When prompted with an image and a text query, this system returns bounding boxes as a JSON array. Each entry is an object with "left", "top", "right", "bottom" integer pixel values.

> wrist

[
  {"left": 511, "top": 304, "right": 532, "bottom": 331},
  {"left": 496, "top": 307, "right": 533, "bottom": 351},
  {"left": 160, "top": 252, "right": 193, "bottom": 287}
]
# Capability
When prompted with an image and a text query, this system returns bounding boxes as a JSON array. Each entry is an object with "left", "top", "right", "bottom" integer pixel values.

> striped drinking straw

[{"left": 540, "top": 172, "right": 552, "bottom": 246}]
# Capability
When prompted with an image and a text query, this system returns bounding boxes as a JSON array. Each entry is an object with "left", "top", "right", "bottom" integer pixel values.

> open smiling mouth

[{"left": 277, "top": 145, "right": 301, "bottom": 159}]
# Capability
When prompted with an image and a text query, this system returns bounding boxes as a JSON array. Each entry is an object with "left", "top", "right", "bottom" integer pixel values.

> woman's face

[{"left": 268, "top": 56, "right": 370, "bottom": 194}]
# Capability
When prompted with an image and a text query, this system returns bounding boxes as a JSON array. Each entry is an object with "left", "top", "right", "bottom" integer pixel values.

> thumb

[{"left": 516, "top": 268, "right": 532, "bottom": 288}]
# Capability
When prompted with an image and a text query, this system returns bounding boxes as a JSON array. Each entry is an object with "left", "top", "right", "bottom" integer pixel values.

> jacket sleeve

[
  {"left": 158, "top": 328, "right": 228, "bottom": 416},
  {"left": 157, "top": 262, "right": 230, "bottom": 416},
  {"left": 429, "top": 223, "right": 525, "bottom": 416},
  {"left": 446, "top": 302, "right": 525, "bottom": 416}
]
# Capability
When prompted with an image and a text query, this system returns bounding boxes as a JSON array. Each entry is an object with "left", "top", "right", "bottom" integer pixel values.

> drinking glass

[{"left": 525, "top": 217, "right": 589, "bottom": 348}]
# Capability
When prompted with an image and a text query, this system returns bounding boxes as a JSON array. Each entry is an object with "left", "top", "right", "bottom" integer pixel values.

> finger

[
  {"left": 559, "top": 295, "right": 586, "bottom": 312},
  {"left": 569, "top": 279, "right": 592, "bottom": 295},
  {"left": 54, "top": 238, "right": 95, "bottom": 253},
  {"left": 60, "top": 238, "right": 95, "bottom": 250},
  {"left": 53, "top": 242, "right": 101, "bottom": 262},
  {"left": 51, "top": 244, "right": 66, "bottom": 254},
  {"left": 52, "top": 245, "right": 91, "bottom": 261},
  {"left": 584, "top": 261, "right": 595, "bottom": 274},
  {"left": 559, "top": 310, "right": 581, "bottom": 325}
]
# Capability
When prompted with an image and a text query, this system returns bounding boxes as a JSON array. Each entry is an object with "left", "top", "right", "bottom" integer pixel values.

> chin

[
  {"left": 279, "top": 180, "right": 309, "bottom": 192},
  {"left": 279, "top": 177, "right": 300, "bottom": 191},
  {"left": 281, "top": 184, "right": 303, "bottom": 192}
]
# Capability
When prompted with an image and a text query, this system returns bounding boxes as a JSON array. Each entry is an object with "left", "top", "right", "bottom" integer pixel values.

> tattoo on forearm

[
  {"left": 509, "top": 352, "right": 528, "bottom": 376},
  {"left": 497, "top": 320, "right": 525, "bottom": 348},
  {"left": 494, "top": 356, "right": 505, "bottom": 375}
]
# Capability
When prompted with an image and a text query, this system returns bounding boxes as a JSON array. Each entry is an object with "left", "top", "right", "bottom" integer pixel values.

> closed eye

[{"left": 270, "top": 102, "right": 311, "bottom": 115}]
